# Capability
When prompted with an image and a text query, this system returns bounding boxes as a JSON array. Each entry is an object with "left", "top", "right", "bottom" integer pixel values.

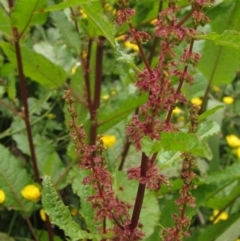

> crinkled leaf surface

[
  {"left": 196, "top": 121, "right": 220, "bottom": 140},
  {"left": 42, "top": 176, "right": 102, "bottom": 241},
  {"left": 0, "top": 42, "right": 66, "bottom": 88},
  {"left": 67, "top": 166, "right": 96, "bottom": 233},
  {"left": 0, "top": 144, "right": 34, "bottom": 211}
]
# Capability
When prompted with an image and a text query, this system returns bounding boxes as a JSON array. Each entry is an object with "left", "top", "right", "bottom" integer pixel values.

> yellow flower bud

[
  {"left": 40, "top": 209, "right": 47, "bottom": 221},
  {"left": 172, "top": 107, "right": 181, "bottom": 115},
  {"left": 233, "top": 147, "right": 240, "bottom": 158},
  {"left": 100, "top": 135, "right": 116, "bottom": 148},
  {"left": 223, "top": 96, "right": 234, "bottom": 104},
  {"left": 226, "top": 135, "right": 240, "bottom": 148},
  {"left": 21, "top": 184, "right": 41, "bottom": 201},
  {"left": 210, "top": 210, "right": 228, "bottom": 224},
  {"left": 102, "top": 95, "right": 110, "bottom": 101},
  {"left": 213, "top": 85, "right": 220, "bottom": 92},
  {"left": 0, "top": 189, "right": 6, "bottom": 204},
  {"left": 191, "top": 97, "right": 202, "bottom": 106},
  {"left": 124, "top": 41, "right": 139, "bottom": 52}
]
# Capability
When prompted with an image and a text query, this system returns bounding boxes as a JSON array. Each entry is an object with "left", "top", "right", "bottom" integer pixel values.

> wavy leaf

[
  {"left": 67, "top": 167, "right": 96, "bottom": 233},
  {"left": 42, "top": 176, "right": 103, "bottom": 241},
  {"left": 197, "top": 121, "right": 220, "bottom": 140}
]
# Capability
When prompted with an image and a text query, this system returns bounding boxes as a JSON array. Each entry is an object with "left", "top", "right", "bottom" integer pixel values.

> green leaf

[
  {"left": 0, "top": 144, "right": 34, "bottom": 211},
  {"left": 12, "top": 0, "right": 47, "bottom": 35},
  {"left": 196, "top": 30, "right": 240, "bottom": 50},
  {"left": 67, "top": 167, "right": 95, "bottom": 233},
  {"left": 0, "top": 42, "right": 67, "bottom": 88},
  {"left": 152, "top": 132, "right": 212, "bottom": 159},
  {"left": 0, "top": 6, "right": 11, "bottom": 36},
  {"left": 51, "top": 11, "right": 81, "bottom": 53},
  {"left": 80, "top": 2, "right": 115, "bottom": 47},
  {"left": 197, "top": 212, "right": 240, "bottom": 241},
  {"left": 41, "top": 0, "right": 99, "bottom": 12},
  {"left": 206, "top": 180, "right": 240, "bottom": 210},
  {"left": 115, "top": 172, "right": 160, "bottom": 238},
  {"left": 12, "top": 130, "right": 66, "bottom": 189},
  {"left": 98, "top": 93, "right": 148, "bottom": 133},
  {"left": 198, "top": 1, "right": 240, "bottom": 84},
  {"left": 198, "top": 105, "right": 224, "bottom": 121},
  {"left": 42, "top": 176, "right": 103, "bottom": 241},
  {"left": 196, "top": 121, "right": 220, "bottom": 140}
]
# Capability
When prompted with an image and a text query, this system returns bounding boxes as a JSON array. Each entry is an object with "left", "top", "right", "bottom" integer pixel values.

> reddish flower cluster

[
  {"left": 63, "top": 90, "right": 140, "bottom": 239},
  {"left": 127, "top": 163, "right": 169, "bottom": 191},
  {"left": 116, "top": 8, "right": 135, "bottom": 25}
]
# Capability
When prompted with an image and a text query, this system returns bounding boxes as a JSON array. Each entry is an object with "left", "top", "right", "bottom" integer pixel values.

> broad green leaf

[
  {"left": 198, "top": 162, "right": 240, "bottom": 185},
  {"left": 151, "top": 132, "right": 212, "bottom": 159},
  {"left": 33, "top": 41, "right": 75, "bottom": 72},
  {"left": 12, "top": 130, "right": 66, "bottom": 189},
  {"left": 0, "top": 6, "right": 11, "bottom": 36},
  {"left": 196, "top": 212, "right": 240, "bottom": 241},
  {"left": 0, "top": 42, "right": 67, "bottom": 88},
  {"left": 115, "top": 172, "right": 160, "bottom": 238},
  {"left": 206, "top": 180, "right": 240, "bottom": 210},
  {"left": 80, "top": 2, "right": 115, "bottom": 47},
  {"left": 41, "top": 0, "right": 99, "bottom": 12},
  {"left": 42, "top": 176, "right": 103, "bottom": 241},
  {"left": 0, "top": 144, "right": 34, "bottom": 211},
  {"left": 197, "top": 30, "right": 240, "bottom": 50},
  {"left": 198, "top": 105, "right": 224, "bottom": 121},
  {"left": 196, "top": 121, "right": 220, "bottom": 140},
  {"left": 67, "top": 167, "right": 96, "bottom": 233},
  {"left": 12, "top": 0, "right": 47, "bottom": 35},
  {"left": 198, "top": 1, "right": 240, "bottom": 84},
  {"left": 98, "top": 93, "right": 148, "bottom": 133},
  {"left": 51, "top": 11, "right": 81, "bottom": 53}
]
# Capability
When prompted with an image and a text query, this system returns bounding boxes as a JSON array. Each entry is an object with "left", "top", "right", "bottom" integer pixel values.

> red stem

[
  {"left": 89, "top": 36, "right": 105, "bottom": 145},
  {"left": 130, "top": 152, "right": 148, "bottom": 231}
]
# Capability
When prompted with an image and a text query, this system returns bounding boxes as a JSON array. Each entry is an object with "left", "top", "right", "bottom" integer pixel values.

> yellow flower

[
  {"left": 80, "top": 9, "right": 87, "bottom": 19},
  {"left": 21, "top": 184, "right": 41, "bottom": 201},
  {"left": 191, "top": 97, "right": 202, "bottom": 106},
  {"left": 102, "top": 95, "right": 110, "bottom": 101},
  {"left": 70, "top": 208, "right": 78, "bottom": 216},
  {"left": 101, "top": 135, "right": 116, "bottom": 148},
  {"left": 210, "top": 210, "right": 228, "bottom": 224},
  {"left": 40, "top": 209, "right": 46, "bottom": 221},
  {"left": 213, "top": 85, "right": 220, "bottom": 92},
  {"left": 226, "top": 135, "right": 240, "bottom": 148},
  {"left": 172, "top": 107, "right": 181, "bottom": 115},
  {"left": 150, "top": 18, "right": 158, "bottom": 25},
  {"left": 124, "top": 41, "right": 139, "bottom": 52},
  {"left": 115, "top": 35, "right": 125, "bottom": 42},
  {"left": 0, "top": 189, "right": 6, "bottom": 204},
  {"left": 223, "top": 96, "right": 234, "bottom": 104}
]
